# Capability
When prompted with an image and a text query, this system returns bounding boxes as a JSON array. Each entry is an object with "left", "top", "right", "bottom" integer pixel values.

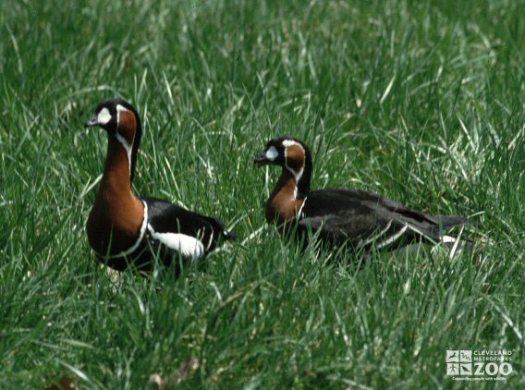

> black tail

[
  {"left": 200, "top": 214, "right": 237, "bottom": 241},
  {"left": 434, "top": 215, "right": 468, "bottom": 232}
]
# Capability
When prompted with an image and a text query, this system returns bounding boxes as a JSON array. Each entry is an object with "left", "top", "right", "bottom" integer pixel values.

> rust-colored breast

[
  {"left": 87, "top": 192, "right": 144, "bottom": 256},
  {"left": 265, "top": 173, "right": 305, "bottom": 224},
  {"left": 86, "top": 137, "right": 144, "bottom": 256}
]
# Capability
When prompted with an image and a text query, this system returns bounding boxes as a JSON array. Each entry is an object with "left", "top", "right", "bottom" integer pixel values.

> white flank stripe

[
  {"left": 206, "top": 230, "right": 214, "bottom": 250},
  {"left": 405, "top": 224, "right": 438, "bottom": 245},
  {"left": 147, "top": 227, "right": 205, "bottom": 260},
  {"left": 376, "top": 225, "right": 408, "bottom": 249},
  {"left": 100, "top": 201, "right": 148, "bottom": 259},
  {"left": 362, "top": 219, "right": 393, "bottom": 246}
]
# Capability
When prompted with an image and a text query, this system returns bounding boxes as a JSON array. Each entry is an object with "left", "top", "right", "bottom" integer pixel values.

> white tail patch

[{"left": 147, "top": 227, "right": 205, "bottom": 260}]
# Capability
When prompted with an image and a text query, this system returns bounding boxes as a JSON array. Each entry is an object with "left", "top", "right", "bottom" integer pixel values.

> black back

[
  {"left": 298, "top": 189, "right": 466, "bottom": 248},
  {"left": 144, "top": 197, "right": 233, "bottom": 253}
]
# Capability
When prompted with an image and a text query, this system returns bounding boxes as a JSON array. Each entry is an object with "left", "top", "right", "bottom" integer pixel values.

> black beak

[
  {"left": 84, "top": 115, "right": 99, "bottom": 128},
  {"left": 254, "top": 152, "right": 270, "bottom": 166}
]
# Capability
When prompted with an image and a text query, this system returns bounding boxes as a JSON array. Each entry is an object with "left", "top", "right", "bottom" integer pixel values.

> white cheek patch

[
  {"left": 265, "top": 146, "right": 279, "bottom": 161},
  {"left": 97, "top": 107, "right": 112, "bottom": 125}
]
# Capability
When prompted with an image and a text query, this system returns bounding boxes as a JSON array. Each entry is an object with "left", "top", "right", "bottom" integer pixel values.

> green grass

[{"left": 1, "top": 0, "right": 524, "bottom": 388}]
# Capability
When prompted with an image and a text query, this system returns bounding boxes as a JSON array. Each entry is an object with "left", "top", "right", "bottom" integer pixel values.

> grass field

[{"left": 1, "top": 0, "right": 524, "bottom": 388}]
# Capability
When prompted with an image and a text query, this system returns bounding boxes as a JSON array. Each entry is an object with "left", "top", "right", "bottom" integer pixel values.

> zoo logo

[{"left": 446, "top": 350, "right": 513, "bottom": 380}]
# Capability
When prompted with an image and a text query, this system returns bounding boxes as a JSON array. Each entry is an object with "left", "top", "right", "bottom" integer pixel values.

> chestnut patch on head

[
  {"left": 117, "top": 106, "right": 137, "bottom": 145},
  {"left": 285, "top": 143, "right": 305, "bottom": 174}
]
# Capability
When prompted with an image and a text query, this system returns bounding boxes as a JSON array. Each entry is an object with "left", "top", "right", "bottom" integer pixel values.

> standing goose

[
  {"left": 85, "top": 98, "right": 234, "bottom": 271},
  {"left": 255, "top": 136, "right": 467, "bottom": 251}
]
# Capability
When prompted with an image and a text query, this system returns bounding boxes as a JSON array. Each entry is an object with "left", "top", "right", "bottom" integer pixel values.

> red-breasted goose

[
  {"left": 85, "top": 98, "right": 234, "bottom": 271},
  {"left": 255, "top": 136, "right": 467, "bottom": 251}
]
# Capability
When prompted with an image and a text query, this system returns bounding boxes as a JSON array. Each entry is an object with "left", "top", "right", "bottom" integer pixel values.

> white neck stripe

[
  {"left": 115, "top": 104, "right": 133, "bottom": 176},
  {"left": 114, "top": 132, "right": 133, "bottom": 175},
  {"left": 283, "top": 142, "right": 305, "bottom": 196}
]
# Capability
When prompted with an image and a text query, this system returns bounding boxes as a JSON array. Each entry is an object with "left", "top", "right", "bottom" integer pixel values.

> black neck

[
  {"left": 128, "top": 108, "right": 142, "bottom": 182},
  {"left": 296, "top": 151, "right": 312, "bottom": 196}
]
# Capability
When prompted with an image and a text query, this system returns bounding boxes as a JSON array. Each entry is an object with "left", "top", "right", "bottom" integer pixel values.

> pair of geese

[{"left": 85, "top": 98, "right": 468, "bottom": 271}]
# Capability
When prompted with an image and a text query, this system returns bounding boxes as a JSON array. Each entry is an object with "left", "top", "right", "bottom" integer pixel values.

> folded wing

[
  {"left": 143, "top": 197, "right": 233, "bottom": 261},
  {"left": 299, "top": 189, "right": 466, "bottom": 249}
]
